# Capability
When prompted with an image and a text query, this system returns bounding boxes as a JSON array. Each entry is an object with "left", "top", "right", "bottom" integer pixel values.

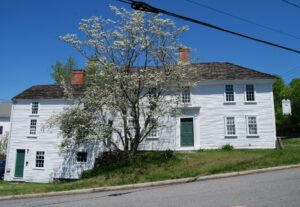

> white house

[
  {"left": 4, "top": 49, "right": 277, "bottom": 183},
  {"left": 0, "top": 102, "right": 12, "bottom": 144}
]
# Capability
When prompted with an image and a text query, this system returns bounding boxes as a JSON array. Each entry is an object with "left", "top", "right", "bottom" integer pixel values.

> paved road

[{"left": 1, "top": 168, "right": 300, "bottom": 207}]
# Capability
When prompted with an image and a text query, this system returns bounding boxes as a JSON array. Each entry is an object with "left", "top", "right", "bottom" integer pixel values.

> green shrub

[{"left": 221, "top": 144, "right": 234, "bottom": 151}]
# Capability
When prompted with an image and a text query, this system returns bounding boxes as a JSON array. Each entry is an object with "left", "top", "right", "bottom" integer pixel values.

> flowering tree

[
  {"left": 55, "top": 6, "right": 198, "bottom": 155},
  {"left": 0, "top": 132, "right": 8, "bottom": 157}
]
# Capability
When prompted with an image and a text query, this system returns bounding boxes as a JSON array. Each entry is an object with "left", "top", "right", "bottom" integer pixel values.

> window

[
  {"left": 128, "top": 119, "right": 135, "bottom": 137},
  {"left": 246, "top": 84, "right": 255, "bottom": 102},
  {"left": 247, "top": 116, "right": 258, "bottom": 135},
  {"left": 0, "top": 126, "right": 2, "bottom": 135},
  {"left": 32, "top": 102, "right": 39, "bottom": 114},
  {"left": 148, "top": 87, "right": 157, "bottom": 98},
  {"left": 225, "top": 85, "right": 234, "bottom": 102},
  {"left": 105, "top": 120, "right": 113, "bottom": 148},
  {"left": 148, "top": 119, "right": 158, "bottom": 138},
  {"left": 76, "top": 152, "right": 87, "bottom": 162},
  {"left": 36, "top": 151, "right": 45, "bottom": 168},
  {"left": 225, "top": 117, "right": 236, "bottom": 136},
  {"left": 29, "top": 119, "right": 37, "bottom": 135},
  {"left": 181, "top": 87, "right": 190, "bottom": 103}
]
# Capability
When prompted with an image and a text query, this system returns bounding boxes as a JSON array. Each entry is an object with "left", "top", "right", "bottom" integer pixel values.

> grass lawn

[{"left": 0, "top": 138, "right": 300, "bottom": 196}]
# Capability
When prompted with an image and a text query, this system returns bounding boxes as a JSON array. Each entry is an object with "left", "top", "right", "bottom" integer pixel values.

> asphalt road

[{"left": 1, "top": 167, "right": 300, "bottom": 207}]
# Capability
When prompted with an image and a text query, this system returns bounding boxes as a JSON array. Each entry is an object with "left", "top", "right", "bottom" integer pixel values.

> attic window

[{"left": 32, "top": 102, "right": 39, "bottom": 114}]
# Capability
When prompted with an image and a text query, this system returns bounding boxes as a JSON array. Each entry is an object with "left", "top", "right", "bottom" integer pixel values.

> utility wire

[
  {"left": 119, "top": 0, "right": 300, "bottom": 54},
  {"left": 184, "top": 0, "right": 300, "bottom": 40},
  {"left": 279, "top": 65, "right": 300, "bottom": 76},
  {"left": 282, "top": 0, "right": 300, "bottom": 9}
]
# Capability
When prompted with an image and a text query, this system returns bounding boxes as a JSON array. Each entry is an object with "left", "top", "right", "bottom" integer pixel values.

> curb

[{"left": 1, "top": 163, "right": 300, "bottom": 201}]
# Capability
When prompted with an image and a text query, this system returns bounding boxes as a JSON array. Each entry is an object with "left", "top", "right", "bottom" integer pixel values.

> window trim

[
  {"left": 35, "top": 151, "right": 45, "bottom": 168},
  {"left": 76, "top": 151, "right": 88, "bottom": 163},
  {"left": 224, "top": 116, "right": 237, "bottom": 138},
  {"left": 244, "top": 84, "right": 256, "bottom": 103},
  {"left": 246, "top": 116, "right": 259, "bottom": 137},
  {"left": 224, "top": 84, "right": 236, "bottom": 104}
]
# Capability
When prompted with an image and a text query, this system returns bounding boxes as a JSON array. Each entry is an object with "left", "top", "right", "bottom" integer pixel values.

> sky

[{"left": 1, "top": 0, "right": 300, "bottom": 101}]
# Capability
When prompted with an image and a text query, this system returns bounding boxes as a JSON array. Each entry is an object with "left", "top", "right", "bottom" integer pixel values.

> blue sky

[{"left": 1, "top": 0, "right": 300, "bottom": 101}]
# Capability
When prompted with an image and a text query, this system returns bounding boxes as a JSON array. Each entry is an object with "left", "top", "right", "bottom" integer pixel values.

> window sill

[
  {"left": 244, "top": 101, "right": 257, "bottom": 104},
  {"left": 29, "top": 114, "right": 40, "bottom": 117},
  {"left": 32, "top": 167, "right": 45, "bottom": 170},
  {"left": 146, "top": 137, "right": 159, "bottom": 140},
  {"left": 224, "top": 135, "right": 237, "bottom": 139},
  {"left": 224, "top": 102, "right": 236, "bottom": 105},
  {"left": 27, "top": 135, "right": 37, "bottom": 139},
  {"left": 247, "top": 135, "right": 259, "bottom": 138}
]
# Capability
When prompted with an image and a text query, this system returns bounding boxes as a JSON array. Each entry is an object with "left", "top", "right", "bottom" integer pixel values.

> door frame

[
  {"left": 14, "top": 149, "right": 25, "bottom": 178},
  {"left": 179, "top": 116, "right": 196, "bottom": 149}
]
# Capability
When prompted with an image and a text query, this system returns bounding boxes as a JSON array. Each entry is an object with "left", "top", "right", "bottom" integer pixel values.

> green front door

[
  {"left": 15, "top": 149, "right": 25, "bottom": 178},
  {"left": 180, "top": 118, "right": 194, "bottom": 147}
]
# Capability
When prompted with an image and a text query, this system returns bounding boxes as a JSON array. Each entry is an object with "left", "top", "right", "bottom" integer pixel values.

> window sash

[
  {"left": 30, "top": 119, "right": 37, "bottom": 135},
  {"left": 32, "top": 102, "right": 39, "bottom": 114},
  {"left": 36, "top": 151, "right": 44, "bottom": 168},
  {"left": 76, "top": 152, "right": 87, "bottom": 162},
  {"left": 181, "top": 87, "right": 190, "bottom": 103},
  {"left": 225, "top": 117, "right": 236, "bottom": 135},
  {"left": 246, "top": 84, "right": 255, "bottom": 101},
  {"left": 225, "top": 85, "right": 234, "bottom": 102},
  {"left": 247, "top": 116, "right": 258, "bottom": 135}
]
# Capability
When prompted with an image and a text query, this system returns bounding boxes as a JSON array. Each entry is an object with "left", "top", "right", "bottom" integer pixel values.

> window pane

[
  {"left": 30, "top": 119, "right": 37, "bottom": 135},
  {"left": 32, "top": 102, "right": 39, "bottom": 114},
  {"left": 248, "top": 117, "right": 257, "bottom": 135},
  {"left": 246, "top": 85, "right": 255, "bottom": 101},
  {"left": 36, "top": 151, "right": 44, "bottom": 168},
  {"left": 226, "top": 117, "right": 236, "bottom": 135},
  {"left": 225, "top": 85, "right": 234, "bottom": 102},
  {"left": 182, "top": 87, "right": 190, "bottom": 103},
  {"left": 76, "top": 152, "right": 87, "bottom": 162}
]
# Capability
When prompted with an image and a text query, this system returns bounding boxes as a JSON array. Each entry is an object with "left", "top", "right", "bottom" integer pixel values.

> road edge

[{"left": 1, "top": 163, "right": 300, "bottom": 201}]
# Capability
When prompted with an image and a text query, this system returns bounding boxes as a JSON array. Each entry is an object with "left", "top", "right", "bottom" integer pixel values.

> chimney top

[
  {"left": 178, "top": 47, "right": 190, "bottom": 64},
  {"left": 71, "top": 70, "right": 85, "bottom": 85}
]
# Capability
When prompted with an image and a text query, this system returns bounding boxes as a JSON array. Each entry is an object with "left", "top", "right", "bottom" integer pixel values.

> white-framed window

[
  {"left": 76, "top": 152, "right": 87, "bottom": 163},
  {"left": 181, "top": 87, "right": 190, "bottom": 103},
  {"left": 245, "top": 84, "right": 255, "bottom": 102},
  {"left": 147, "top": 119, "right": 158, "bottom": 138},
  {"left": 31, "top": 102, "right": 39, "bottom": 114},
  {"left": 225, "top": 116, "right": 236, "bottom": 136},
  {"left": 148, "top": 87, "right": 157, "bottom": 98},
  {"left": 128, "top": 118, "right": 135, "bottom": 137},
  {"left": 29, "top": 119, "right": 37, "bottom": 135},
  {"left": 36, "top": 151, "right": 45, "bottom": 168},
  {"left": 0, "top": 126, "right": 3, "bottom": 135},
  {"left": 247, "top": 116, "right": 258, "bottom": 136},
  {"left": 225, "top": 84, "right": 235, "bottom": 102}
]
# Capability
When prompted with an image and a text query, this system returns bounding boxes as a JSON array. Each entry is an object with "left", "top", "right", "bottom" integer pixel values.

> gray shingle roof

[
  {"left": 12, "top": 85, "right": 85, "bottom": 100},
  {"left": 12, "top": 62, "right": 276, "bottom": 100},
  {"left": 0, "top": 102, "right": 12, "bottom": 118}
]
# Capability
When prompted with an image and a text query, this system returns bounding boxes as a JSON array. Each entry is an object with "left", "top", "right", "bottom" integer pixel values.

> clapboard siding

[{"left": 5, "top": 80, "right": 276, "bottom": 183}]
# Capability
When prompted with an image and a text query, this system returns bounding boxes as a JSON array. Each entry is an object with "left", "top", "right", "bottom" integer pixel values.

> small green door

[
  {"left": 15, "top": 149, "right": 25, "bottom": 178},
  {"left": 180, "top": 118, "right": 194, "bottom": 147}
]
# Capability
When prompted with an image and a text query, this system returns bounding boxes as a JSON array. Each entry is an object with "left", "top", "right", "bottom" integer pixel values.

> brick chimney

[
  {"left": 71, "top": 70, "right": 85, "bottom": 85},
  {"left": 178, "top": 47, "right": 190, "bottom": 64}
]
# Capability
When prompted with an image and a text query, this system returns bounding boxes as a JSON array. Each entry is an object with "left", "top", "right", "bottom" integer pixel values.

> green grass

[{"left": 1, "top": 138, "right": 300, "bottom": 196}]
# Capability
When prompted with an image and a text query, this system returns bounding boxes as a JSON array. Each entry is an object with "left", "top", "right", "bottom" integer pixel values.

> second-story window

[
  {"left": 225, "top": 85, "right": 234, "bottom": 102},
  {"left": 181, "top": 87, "right": 190, "bottom": 103},
  {"left": 30, "top": 119, "right": 37, "bottom": 135},
  {"left": 246, "top": 84, "right": 255, "bottom": 102},
  {"left": 32, "top": 102, "right": 39, "bottom": 114},
  {"left": 0, "top": 126, "right": 3, "bottom": 135},
  {"left": 148, "top": 87, "right": 157, "bottom": 98}
]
